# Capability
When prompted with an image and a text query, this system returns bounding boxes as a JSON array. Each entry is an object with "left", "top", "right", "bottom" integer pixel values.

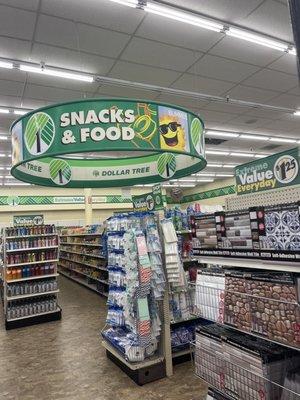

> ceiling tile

[
  {"left": 259, "top": 118, "right": 300, "bottom": 132},
  {"left": 0, "top": 37, "right": 32, "bottom": 60},
  {"left": 121, "top": 37, "right": 201, "bottom": 72},
  {"left": 227, "top": 115, "right": 273, "bottom": 129},
  {"left": 164, "top": 0, "right": 263, "bottom": 23},
  {"left": 268, "top": 53, "right": 298, "bottom": 75},
  {"left": 225, "top": 85, "right": 278, "bottom": 102},
  {"left": 76, "top": 23, "right": 130, "bottom": 58},
  {"left": 35, "top": 15, "right": 130, "bottom": 58},
  {"left": 198, "top": 109, "right": 239, "bottom": 123},
  {"left": 189, "top": 54, "right": 259, "bottom": 83},
  {"left": 243, "top": 108, "right": 289, "bottom": 120},
  {"left": 209, "top": 36, "right": 282, "bottom": 67},
  {"left": 239, "top": 0, "right": 293, "bottom": 42},
  {"left": 0, "top": 69, "right": 26, "bottom": 83},
  {"left": 172, "top": 73, "right": 236, "bottom": 96},
  {"left": 24, "top": 83, "right": 88, "bottom": 102},
  {"left": 202, "top": 102, "right": 247, "bottom": 115},
  {"left": 108, "top": 61, "right": 181, "bottom": 86},
  {"left": 98, "top": 84, "right": 158, "bottom": 100},
  {"left": 0, "top": 95, "right": 22, "bottom": 108},
  {"left": 41, "top": 0, "right": 144, "bottom": 34},
  {"left": 0, "top": 5, "right": 36, "bottom": 40},
  {"left": 268, "top": 93, "right": 300, "bottom": 109},
  {"left": 136, "top": 13, "right": 221, "bottom": 52},
  {"left": 0, "top": 79, "right": 24, "bottom": 97},
  {"left": 0, "top": 0, "right": 39, "bottom": 10},
  {"left": 242, "top": 69, "right": 298, "bottom": 92},
  {"left": 31, "top": 43, "right": 115, "bottom": 75},
  {"left": 288, "top": 84, "right": 300, "bottom": 96}
]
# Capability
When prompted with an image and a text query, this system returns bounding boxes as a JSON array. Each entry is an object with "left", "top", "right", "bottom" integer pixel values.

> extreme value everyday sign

[
  {"left": 235, "top": 148, "right": 300, "bottom": 195},
  {"left": 132, "top": 185, "right": 164, "bottom": 211},
  {"left": 13, "top": 214, "right": 44, "bottom": 226}
]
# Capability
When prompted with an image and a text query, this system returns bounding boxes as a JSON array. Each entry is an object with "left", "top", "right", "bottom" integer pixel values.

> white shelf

[
  {"left": 6, "top": 233, "right": 57, "bottom": 239},
  {"left": 7, "top": 273, "right": 59, "bottom": 283},
  {"left": 7, "top": 307, "right": 60, "bottom": 322},
  {"left": 60, "top": 233, "right": 102, "bottom": 237},
  {"left": 60, "top": 242, "right": 102, "bottom": 247},
  {"left": 7, "top": 245, "right": 58, "bottom": 253},
  {"left": 60, "top": 248, "right": 105, "bottom": 259},
  {"left": 7, "top": 289, "right": 59, "bottom": 301},
  {"left": 7, "top": 259, "right": 59, "bottom": 267},
  {"left": 58, "top": 263, "right": 108, "bottom": 284},
  {"left": 101, "top": 340, "right": 164, "bottom": 370},
  {"left": 59, "top": 269, "right": 108, "bottom": 297},
  {"left": 59, "top": 256, "right": 107, "bottom": 271},
  {"left": 195, "top": 256, "right": 300, "bottom": 273}
]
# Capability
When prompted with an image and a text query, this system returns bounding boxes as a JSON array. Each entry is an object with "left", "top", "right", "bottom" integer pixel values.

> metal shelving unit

[
  {"left": 58, "top": 229, "right": 108, "bottom": 298},
  {"left": 2, "top": 225, "right": 62, "bottom": 330}
]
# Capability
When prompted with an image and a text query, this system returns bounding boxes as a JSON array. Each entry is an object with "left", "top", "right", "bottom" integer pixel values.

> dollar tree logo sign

[
  {"left": 25, "top": 112, "right": 55, "bottom": 155},
  {"left": 157, "top": 153, "right": 176, "bottom": 178},
  {"left": 191, "top": 118, "right": 204, "bottom": 156},
  {"left": 49, "top": 159, "right": 72, "bottom": 185}
]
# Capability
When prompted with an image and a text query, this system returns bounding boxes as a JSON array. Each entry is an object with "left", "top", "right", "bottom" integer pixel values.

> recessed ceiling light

[
  {"left": 230, "top": 152, "right": 255, "bottom": 158},
  {"left": 206, "top": 150, "right": 230, "bottom": 155},
  {"left": 206, "top": 130, "right": 239, "bottom": 138},
  {"left": 269, "top": 137, "right": 297, "bottom": 143},
  {"left": 240, "top": 134, "right": 270, "bottom": 141}
]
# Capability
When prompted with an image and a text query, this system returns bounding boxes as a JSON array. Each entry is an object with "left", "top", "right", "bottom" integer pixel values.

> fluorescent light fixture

[
  {"left": 230, "top": 152, "right": 255, "bottom": 158},
  {"left": 4, "top": 182, "right": 31, "bottom": 186},
  {"left": 143, "top": 184, "right": 154, "bottom": 186},
  {"left": 206, "top": 150, "right": 230, "bottom": 155},
  {"left": 196, "top": 179, "right": 214, "bottom": 182},
  {"left": 0, "top": 136, "right": 8, "bottom": 140},
  {"left": 20, "top": 64, "right": 94, "bottom": 82},
  {"left": 289, "top": 47, "right": 297, "bottom": 56},
  {"left": 178, "top": 184, "right": 196, "bottom": 187},
  {"left": 0, "top": 108, "right": 9, "bottom": 114},
  {"left": 240, "top": 134, "right": 270, "bottom": 141},
  {"left": 254, "top": 154, "right": 268, "bottom": 158},
  {"left": 207, "top": 163, "right": 222, "bottom": 168},
  {"left": 206, "top": 130, "right": 239, "bottom": 138},
  {"left": 109, "top": 0, "right": 138, "bottom": 7},
  {"left": 0, "top": 153, "right": 7, "bottom": 157},
  {"left": 294, "top": 110, "right": 300, "bottom": 116},
  {"left": 216, "top": 173, "right": 234, "bottom": 177},
  {"left": 14, "top": 109, "right": 28, "bottom": 116},
  {"left": 269, "top": 137, "right": 297, "bottom": 143},
  {"left": 195, "top": 173, "right": 215, "bottom": 176},
  {"left": 223, "top": 164, "right": 237, "bottom": 168},
  {"left": 226, "top": 27, "right": 288, "bottom": 52},
  {"left": 178, "top": 179, "right": 197, "bottom": 182},
  {"left": 145, "top": 2, "right": 223, "bottom": 32},
  {"left": 0, "top": 60, "right": 13, "bottom": 69}
]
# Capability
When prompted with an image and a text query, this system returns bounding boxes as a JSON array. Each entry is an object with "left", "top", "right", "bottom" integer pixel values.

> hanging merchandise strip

[
  {"left": 103, "top": 212, "right": 166, "bottom": 363},
  {"left": 10, "top": 99, "right": 206, "bottom": 187}
]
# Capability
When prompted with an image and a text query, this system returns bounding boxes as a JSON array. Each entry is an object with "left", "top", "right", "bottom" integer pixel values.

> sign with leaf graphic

[
  {"left": 11, "top": 99, "right": 206, "bottom": 187},
  {"left": 132, "top": 184, "right": 164, "bottom": 211}
]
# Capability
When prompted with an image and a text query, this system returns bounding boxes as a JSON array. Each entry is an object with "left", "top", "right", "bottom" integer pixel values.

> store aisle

[{"left": 0, "top": 276, "right": 207, "bottom": 400}]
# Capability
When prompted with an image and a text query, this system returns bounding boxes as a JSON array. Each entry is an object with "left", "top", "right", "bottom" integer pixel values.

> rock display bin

[{"left": 224, "top": 271, "right": 300, "bottom": 348}]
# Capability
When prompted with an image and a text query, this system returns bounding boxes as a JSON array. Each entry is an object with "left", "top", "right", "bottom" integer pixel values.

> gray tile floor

[{"left": 0, "top": 276, "right": 207, "bottom": 400}]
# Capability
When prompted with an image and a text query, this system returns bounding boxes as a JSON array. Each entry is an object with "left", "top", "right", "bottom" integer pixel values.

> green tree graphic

[
  {"left": 157, "top": 153, "right": 176, "bottom": 178},
  {"left": 49, "top": 159, "right": 72, "bottom": 185},
  {"left": 25, "top": 112, "right": 55, "bottom": 155}
]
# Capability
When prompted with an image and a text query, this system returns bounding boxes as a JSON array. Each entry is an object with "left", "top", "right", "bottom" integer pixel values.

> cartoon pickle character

[{"left": 159, "top": 116, "right": 186, "bottom": 151}]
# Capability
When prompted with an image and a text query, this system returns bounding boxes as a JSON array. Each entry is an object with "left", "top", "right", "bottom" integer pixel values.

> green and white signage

[
  {"left": 13, "top": 214, "right": 44, "bottom": 226},
  {"left": 235, "top": 148, "right": 300, "bottom": 195},
  {"left": 132, "top": 185, "right": 164, "bottom": 211},
  {"left": 10, "top": 99, "right": 206, "bottom": 187}
]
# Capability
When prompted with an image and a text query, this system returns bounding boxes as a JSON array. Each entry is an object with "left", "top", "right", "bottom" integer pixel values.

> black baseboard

[{"left": 5, "top": 309, "right": 62, "bottom": 330}]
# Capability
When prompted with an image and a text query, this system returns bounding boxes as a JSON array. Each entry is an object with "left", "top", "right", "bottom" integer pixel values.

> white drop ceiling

[{"left": 0, "top": 0, "right": 299, "bottom": 187}]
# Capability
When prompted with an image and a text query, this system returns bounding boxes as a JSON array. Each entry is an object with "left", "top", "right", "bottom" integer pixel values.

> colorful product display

[
  {"left": 7, "top": 250, "right": 57, "bottom": 265},
  {"left": 6, "top": 225, "right": 56, "bottom": 237},
  {"left": 7, "top": 279, "right": 58, "bottom": 297},
  {"left": 103, "top": 212, "right": 165, "bottom": 363},
  {"left": 6, "top": 264, "right": 56, "bottom": 281},
  {"left": 7, "top": 296, "right": 58, "bottom": 321},
  {"left": 6, "top": 236, "right": 57, "bottom": 250}
]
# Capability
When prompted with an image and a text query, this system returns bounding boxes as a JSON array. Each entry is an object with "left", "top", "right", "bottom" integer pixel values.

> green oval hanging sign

[{"left": 10, "top": 99, "right": 206, "bottom": 187}]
